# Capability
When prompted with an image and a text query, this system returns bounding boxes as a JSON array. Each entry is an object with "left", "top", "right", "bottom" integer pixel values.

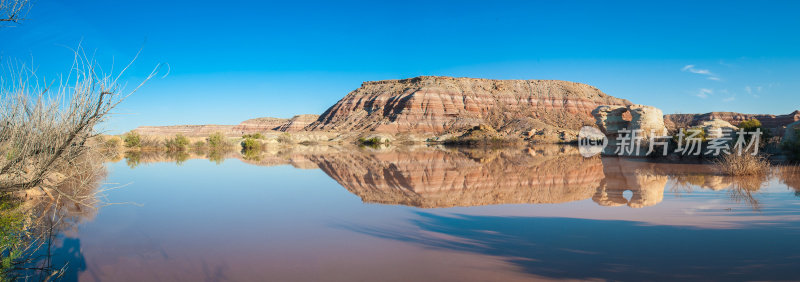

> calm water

[{"left": 45, "top": 146, "right": 800, "bottom": 281}]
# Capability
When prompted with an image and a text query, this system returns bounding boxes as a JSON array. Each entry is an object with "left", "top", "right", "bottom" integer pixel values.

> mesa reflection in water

[{"left": 114, "top": 144, "right": 788, "bottom": 209}]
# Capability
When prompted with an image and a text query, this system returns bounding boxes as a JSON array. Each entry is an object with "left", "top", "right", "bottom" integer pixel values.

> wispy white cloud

[
  {"left": 682, "top": 64, "right": 721, "bottom": 81},
  {"left": 683, "top": 65, "right": 711, "bottom": 74},
  {"left": 745, "top": 85, "right": 762, "bottom": 98},
  {"left": 716, "top": 89, "right": 735, "bottom": 102},
  {"left": 696, "top": 88, "right": 713, "bottom": 99},
  {"left": 718, "top": 60, "right": 735, "bottom": 68}
]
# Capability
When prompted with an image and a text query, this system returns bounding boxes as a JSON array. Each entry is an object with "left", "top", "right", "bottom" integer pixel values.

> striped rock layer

[{"left": 306, "top": 76, "right": 632, "bottom": 135}]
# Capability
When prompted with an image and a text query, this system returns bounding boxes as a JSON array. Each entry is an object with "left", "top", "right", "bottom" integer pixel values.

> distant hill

[
  {"left": 133, "top": 114, "right": 319, "bottom": 137},
  {"left": 664, "top": 110, "right": 800, "bottom": 136}
]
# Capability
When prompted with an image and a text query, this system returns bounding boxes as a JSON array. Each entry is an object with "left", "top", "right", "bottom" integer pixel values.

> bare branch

[{"left": 0, "top": 0, "right": 31, "bottom": 24}]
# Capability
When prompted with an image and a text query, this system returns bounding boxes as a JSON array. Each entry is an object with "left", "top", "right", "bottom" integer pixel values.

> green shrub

[
  {"left": 206, "top": 132, "right": 227, "bottom": 148},
  {"left": 165, "top": 134, "right": 190, "bottom": 151},
  {"left": 739, "top": 118, "right": 771, "bottom": 147},
  {"left": 674, "top": 127, "right": 707, "bottom": 143},
  {"left": 123, "top": 131, "right": 141, "bottom": 148},
  {"left": 358, "top": 137, "right": 382, "bottom": 145},
  {"left": 357, "top": 137, "right": 385, "bottom": 148},
  {"left": 241, "top": 137, "right": 261, "bottom": 151},
  {"left": 242, "top": 133, "right": 264, "bottom": 139},
  {"left": 739, "top": 119, "right": 762, "bottom": 131}
]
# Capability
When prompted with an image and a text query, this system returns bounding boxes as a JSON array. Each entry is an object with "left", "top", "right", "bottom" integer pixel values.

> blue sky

[{"left": 1, "top": 0, "right": 799, "bottom": 133}]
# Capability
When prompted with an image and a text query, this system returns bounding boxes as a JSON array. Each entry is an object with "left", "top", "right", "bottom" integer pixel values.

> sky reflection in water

[{"left": 57, "top": 146, "right": 800, "bottom": 281}]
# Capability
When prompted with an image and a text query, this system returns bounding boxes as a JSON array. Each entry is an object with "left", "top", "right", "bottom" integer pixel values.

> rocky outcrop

[
  {"left": 629, "top": 105, "right": 667, "bottom": 136},
  {"left": 306, "top": 76, "right": 632, "bottom": 139},
  {"left": 592, "top": 104, "right": 667, "bottom": 138},
  {"left": 592, "top": 106, "right": 630, "bottom": 134},
  {"left": 275, "top": 114, "right": 320, "bottom": 132},
  {"left": 664, "top": 111, "right": 800, "bottom": 136}
]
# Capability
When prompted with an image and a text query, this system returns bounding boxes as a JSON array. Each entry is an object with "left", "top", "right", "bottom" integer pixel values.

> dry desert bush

[{"left": 715, "top": 153, "right": 771, "bottom": 176}]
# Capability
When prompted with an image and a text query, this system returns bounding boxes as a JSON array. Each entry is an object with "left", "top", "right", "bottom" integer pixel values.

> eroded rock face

[
  {"left": 592, "top": 106, "right": 629, "bottom": 134},
  {"left": 665, "top": 110, "right": 800, "bottom": 136},
  {"left": 592, "top": 104, "right": 667, "bottom": 138},
  {"left": 629, "top": 105, "right": 667, "bottom": 136},
  {"left": 306, "top": 76, "right": 632, "bottom": 137}
]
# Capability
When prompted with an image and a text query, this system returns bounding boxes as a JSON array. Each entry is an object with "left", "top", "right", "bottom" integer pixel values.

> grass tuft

[{"left": 715, "top": 153, "right": 771, "bottom": 176}]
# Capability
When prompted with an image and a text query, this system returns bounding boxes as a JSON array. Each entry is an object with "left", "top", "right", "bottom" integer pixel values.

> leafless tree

[
  {"left": 0, "top": 0, "right": 31, "bottom": 24},
  {"left": 0, "top": 46, "right": 161, "bottom": 194}
]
